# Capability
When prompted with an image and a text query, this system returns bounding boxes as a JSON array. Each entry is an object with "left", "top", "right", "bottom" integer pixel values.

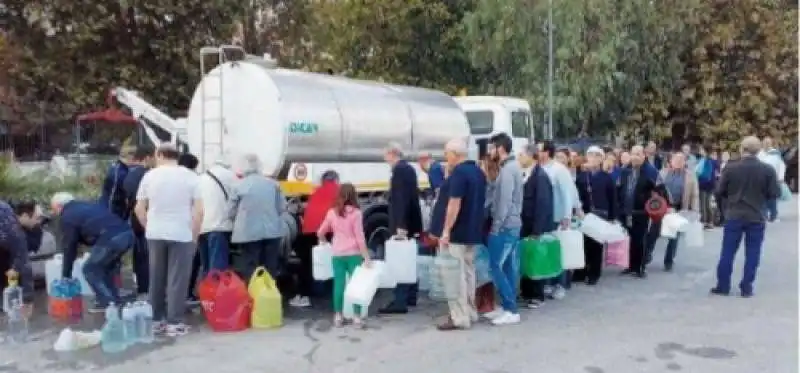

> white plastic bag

[
  {"left": 661, "top": 213, "right": 689, "bottom": 239},
  {"left": 53, "top": 328, "right": 101, "bottom": 351},
  {"left": 555, "top": 229, "right": 585, "bottom": 270}
]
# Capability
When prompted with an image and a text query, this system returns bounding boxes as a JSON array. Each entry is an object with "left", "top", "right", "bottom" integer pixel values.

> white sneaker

[
  {"left": 551, "top": 285, "right": 566, "bottom": 300},
  {"left": 289, "top": 296, "right": 311, "bottom": 308},
  {"left": 491, "top": 311, "right": 521, "bottom": 326},
  {"left": 482, "top": 308, "right": 505, "bottom": 320}
]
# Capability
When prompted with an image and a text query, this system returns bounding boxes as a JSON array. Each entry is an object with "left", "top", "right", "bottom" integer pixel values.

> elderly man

[
  {"left": 51, "top": 192, "right": 134, "bottom": 312},
  {"left": 418, "top": 151, "right": 445, "bottom": 193},
  {"left": 658, "top": 152, "right": 699, "bottom": 271},
  {"left": 757, "top": 137, "right": 786, "bottom": 222},
  {"left": 617, "top": 145, "right": 663, "bottom": 278},
  {"left": 712, "top": 136, "right": 780, "bottom": 297},
  {"left": 379, "top": 142, "right": 423, "bottom": 315},
  {"left": 0, "top": 200, "right": 32, "bottom": 301},
  {"left": 135, "top": 143, "right": 202, "bottom": 336},
  {"left": 645, "top": 141, "right": 664, "bottom": 171},
  {"left": 436, "top": 138, "right": 486, "bottom": 331},
  {"left": 229, "top": 153, "right": 286, "bottom": 281},
  {"left": 482, "top": 132, "right": 524, "bottom": 326}
]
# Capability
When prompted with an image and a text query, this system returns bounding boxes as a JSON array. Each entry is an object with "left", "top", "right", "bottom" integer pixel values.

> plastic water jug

[
  {"left": 343, "top": 264, "right": 382, "bottom": 307},
  {"left": 136, "top": 301, "right": 154, "bottom": 344},
  {"left": 579, "top": 213, "right": 624, "bottom": 243},
  {"left": 72, "top": 253, "right": 94, "bottom": 296},
  {"left": 3, "top": 272, "right": 28, "bottom": 343},
  {"left": 416, "top": 255, "right": 433, "bottom": 291},
  {"left": 384, "top": 238, "right": 417, "bottom": 284},
  {"left": 660, "top": 213, "right": 688, "bottom": 239},
  {"left": 555, "top": 229, "right": 585, "bottom": 270},
  {"left": 45, "top": 254, "right": 63, "bottom": 295},
  {"left": 121, "top": 303, "right": 138, "bottom": 346},
  {"left": 311, "top": 243, "right": 333, "bottom": 281},
  {"left": 370, "top": 260, "right": 395, "bottom": 289},
  {"left": 101, "top": 303, "right": 127, "bottom": 353},
  {"left": 685, "top": 221, "right": 704, "bottom": 248}
]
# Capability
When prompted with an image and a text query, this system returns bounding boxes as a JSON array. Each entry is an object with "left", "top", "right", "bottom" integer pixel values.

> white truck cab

[{"left": 454, "top": 96, "right": 534, "bottom": 154}]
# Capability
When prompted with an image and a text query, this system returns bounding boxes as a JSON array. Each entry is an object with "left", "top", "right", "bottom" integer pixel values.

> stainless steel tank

[{"left": 185, "top": 60, "right": 470, "bottom": 175}]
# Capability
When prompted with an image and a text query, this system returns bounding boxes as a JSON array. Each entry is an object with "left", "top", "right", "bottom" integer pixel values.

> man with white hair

[
  {"left": 712, "top": 136, "right": 780, "bottom": 297},
  {"left": 379, "top": 142, "right": 424, "bottom": 315},
  {"left": 51, "top": 191, "right": 134, "bottom": 312},
  {"left": 197, "top": 158, "right": 237, "bottom": 275},
  {"left": 435, "top": 137, "right": 486, "bottom": 331},
  {"left": 229, "top": 153, "right": 286, "bottom": 281},
  {"left": 757, "top": 136, "right": 786, "bottom": 222},
  {"left": 135, "top": 143, "right": 202, "bottom": 336}
]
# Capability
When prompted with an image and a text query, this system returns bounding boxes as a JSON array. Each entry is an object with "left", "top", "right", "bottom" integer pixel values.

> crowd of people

[{"left": 0, "top": 132, "right": 788, "bottom": 336}]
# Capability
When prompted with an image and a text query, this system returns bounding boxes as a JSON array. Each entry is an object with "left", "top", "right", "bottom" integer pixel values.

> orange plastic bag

[{"left": 198, "top": 270, "right": 252, "bottom": 332}]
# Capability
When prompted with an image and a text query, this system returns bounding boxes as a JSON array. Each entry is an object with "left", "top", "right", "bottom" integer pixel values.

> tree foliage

[{"left": 1, "top": 0, "right": 249, "bottom": 120}]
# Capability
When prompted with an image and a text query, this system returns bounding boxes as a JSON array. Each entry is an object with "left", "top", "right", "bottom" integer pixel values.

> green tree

[{"left": 1, "top": 1, "right": 249, "bottom": 120}]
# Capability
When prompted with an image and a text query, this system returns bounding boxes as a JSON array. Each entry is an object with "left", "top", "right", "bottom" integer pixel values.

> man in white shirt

[
  {"left": 135, "top": 143, "right": 202, "bottom": 337},
  {"left": 197, "top": 159, "right": 237, "bottom": 274},
  {"left": 757, "top": 137, "right": 786, "bottom": 222}
]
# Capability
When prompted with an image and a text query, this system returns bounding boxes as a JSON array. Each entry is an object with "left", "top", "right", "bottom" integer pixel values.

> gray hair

[
  {"left": 51, "top": 192, "right": 75, "bottom": 207},
  {"left": 522, "top": 143, "right": 538, "bottom": 156},
  {"left": 238, "top": 153, "right": 262, "bottom": 174},
  {"left": 630, "top": 145, "right": 644, "bottom": 155},
  {"left": 741, "top": 136, "right": 762, "bottom": 156},
  {"left": 445, "top": 138, "right": 468, "bottom": 156},
  {"left": 385, "top": 142, "right": 404, "bottom": 158}
]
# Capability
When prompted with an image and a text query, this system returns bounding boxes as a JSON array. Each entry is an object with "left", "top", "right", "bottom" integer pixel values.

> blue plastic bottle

[{"left": 101, "top": 303, "right": 127, "bottom": 353}]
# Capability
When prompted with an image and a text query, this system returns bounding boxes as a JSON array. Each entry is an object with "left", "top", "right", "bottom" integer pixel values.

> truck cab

[{"left": 454, "top": 96, "right": 534, "bottom": 153}]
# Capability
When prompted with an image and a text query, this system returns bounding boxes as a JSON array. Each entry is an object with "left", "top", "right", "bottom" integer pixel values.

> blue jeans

[
  {"left": 133, "top": 234, "right": 149, "bottom": 294},
  {"left": 487, "top": 227, "right": 521, "bottom": 313},
  {"left": 664, "top": 233, "right": 682, "bottom": 266},
  {"left": 199, "top": 231, "right": 231, "bottom": 277},
  {"left": 83, "top": 231, "right": 134, "bottom": 306},
  {"left": 765, "top": 199, "right": 778, "bottom": 222},
  {"left": 715, "top": 219, "right": 765, "bottom": 294}
]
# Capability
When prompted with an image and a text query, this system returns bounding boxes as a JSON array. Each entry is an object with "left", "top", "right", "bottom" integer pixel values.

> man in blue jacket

[
  {"left": 519, "top": 144, "right": 553, "bottom": 308},
  {"left": 99, "top": 147, "right": 134, "bottom": 220},
  {"left": 51, "top": 192, "right": 134, "bottom": 312},
  {"left": 0, "top": 200, "right": 32, "bottom": 301},
  {"left": 122, "top": 146, "right": 154, "bottom": 296}
]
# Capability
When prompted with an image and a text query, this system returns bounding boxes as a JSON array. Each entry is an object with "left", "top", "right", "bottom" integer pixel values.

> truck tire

[{"left": 363, "top": 211, "right": 391, "bottom": 260}]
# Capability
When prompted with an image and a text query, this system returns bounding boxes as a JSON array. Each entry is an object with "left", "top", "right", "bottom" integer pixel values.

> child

[{"left": 317, "top": 183, "right": 372, "bottom": 327}]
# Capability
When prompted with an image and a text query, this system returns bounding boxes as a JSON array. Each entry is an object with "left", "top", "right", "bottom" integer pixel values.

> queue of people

[{"left": 0, "top": 134, "right": 787, "bottom": 336}]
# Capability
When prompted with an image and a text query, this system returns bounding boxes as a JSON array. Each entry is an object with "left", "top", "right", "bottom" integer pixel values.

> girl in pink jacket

[{"left": 317, "top": 183, "right": 372, "bottom": 327}]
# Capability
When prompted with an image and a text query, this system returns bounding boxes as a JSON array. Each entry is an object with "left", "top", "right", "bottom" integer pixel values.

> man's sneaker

[
  {"left": 289, "top": 295, "right": 311, "bottom": 308},
  {"left": 526, "top": 299, "right": 544, "bottom": 309},
  {"left": 491, "top": 311, "right": 521, "bottom": 326},
  {"left": 152, "top": 321, "right": 167, "bottom": 335},
  {"left": 481, "top": 308, "right": 505, "bottom": 320},
  {"left": 165, "top": 323, "right": 189, "bottom": 337},
  {"left": 550, "top": 285, "right": 566, "bottom": 300}
]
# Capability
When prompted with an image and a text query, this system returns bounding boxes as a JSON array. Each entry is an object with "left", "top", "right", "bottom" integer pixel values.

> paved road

[{"left": 1, "top": 199, "right": 797, "bottom": 373}]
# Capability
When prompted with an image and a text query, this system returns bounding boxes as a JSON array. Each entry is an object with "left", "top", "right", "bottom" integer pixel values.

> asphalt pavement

[{"left": 1, "top": 198, "right": 797, "bottom": 373}]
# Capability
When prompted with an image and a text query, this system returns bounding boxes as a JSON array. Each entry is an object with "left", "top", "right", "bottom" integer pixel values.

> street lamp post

[{"left": 546, "top": 0, "right": 554, "bottom": 140}]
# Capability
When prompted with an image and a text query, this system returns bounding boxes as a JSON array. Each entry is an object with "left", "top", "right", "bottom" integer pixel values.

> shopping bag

[
  {"left": 474, "top": 245, "right": 492, "bottom": 287},
  {"left": 520, "top": 235, "right": 563, "bottom": 280},
  {"left": 555, "top": 229, "right": 585, "bottom": 270},
  {"left": 605, "top": 236, "right": 630, "bottom": 268},
  {"left": 428, "top": 248, "right": 461, "bottom": 301},
  {"left": 198, "top": 270, "right": 252, "bottom": 332},
  {"left": 780, "top": 182, "right": 792, "bottom": 201},
  {"left": 248, "top": 267, "right": 283, "bottom": 329}
]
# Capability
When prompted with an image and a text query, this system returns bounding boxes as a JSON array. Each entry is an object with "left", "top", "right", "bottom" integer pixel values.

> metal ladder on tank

[{"left": 198, "top": 45, "right": 244, "bottom": 168}]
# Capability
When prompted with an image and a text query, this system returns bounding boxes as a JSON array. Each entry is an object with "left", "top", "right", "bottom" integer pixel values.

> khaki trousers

[{"left": 444, "top": 243, "right": 478, "bottom": 328}]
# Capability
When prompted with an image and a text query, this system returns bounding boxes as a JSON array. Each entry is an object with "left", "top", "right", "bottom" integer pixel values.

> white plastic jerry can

[
  {"left": 45, "top": 254, "right": 64, "bottom": 295},
  {"left": 384, "top": 238, "right": 418, "bottom": 284},
  {"left": 73, "top": 253, "right": 94, "bottom": 297},
  {"left": 311, "top": 243, "right": 333, "bottom": 281},
  {"left": 344, "top": 264, "right": 382, "bottom": 307}
]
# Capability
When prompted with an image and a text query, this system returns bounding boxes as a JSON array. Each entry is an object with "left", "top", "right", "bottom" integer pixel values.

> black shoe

[
  {"left": 378, "top": 304, "right": 408, "bottom": 315},
  {"left": 407, "top": 300, "right": 418, "bottom": 307},
  {"left": 664, "top": 263, "right": 673, "bottom": 272},
  {"left": 586, "top": 278, "right": 599, "bottom": 286},
  {"left": 710, "top": 287, "right": 730, "bottom": 296},
  {"left": 621, "top": 269, "right": 635, "bottom": 276},
  {"left": 740, "top": 291, "right": 754, "bottom": 298},
  {"left": 635, "top": 271, "right": 647, "bottom": 279}
]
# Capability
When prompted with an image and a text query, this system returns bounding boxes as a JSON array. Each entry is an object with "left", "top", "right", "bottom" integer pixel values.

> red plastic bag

[{"left": 198, "top": 270, "right": 252, "bottom": 332}]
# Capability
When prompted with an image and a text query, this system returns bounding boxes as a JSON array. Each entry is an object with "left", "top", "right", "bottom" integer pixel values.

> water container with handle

[
  {"left": 370, "top": 260, "right": 395, "bottom": 289},
  {"left": 311, "top": 243, "right": 333, "bottom": 281},
  {"left": 579, "top": 213, "right": 623, "bottom": 243},
  {"left": 73, "top": 253, "right": 94, "bottom": 296},
  {"left": 428, "top": 249, "right": 461, "bottom": 301},
  {"left": 121, "top": 303, "right": 138, "bottom": 346},
  {"left": 384, "top": 238, "right": 418, "bottom": 284},
  {"left": 660, "top": 212, "right": 688, "bottom": 239},
  {"left": 555, "top": 229, "right": 585, "bottom": 270},
  {"left": 343, "top": 263, "right": 382, "bottom": 307},
  {"left": 248, "top": 267, "right": 283, "bottom": 329},
  {"left": 101, "top": 303, "right": 127, "bottom": 353},
  {"left": 45, "top": 254, "right": 63, "bottom": 295},
  {"left": 198, "top": 270, "right": 252, "bottom": 332},
  {"left": 416, "top": 255, "right": 433, "bottom": 291},
  {"left": 520, "top": 235, "right": 563, "bottom": 280},
  {"left": 685, "top": 220, "right": 704, "bottom": 248},
  {"left": 474, "top": 245, "right": 492, "bottom": 287},
  {"left": 137, "top": 301, "right": 154, "bottom": 343}
]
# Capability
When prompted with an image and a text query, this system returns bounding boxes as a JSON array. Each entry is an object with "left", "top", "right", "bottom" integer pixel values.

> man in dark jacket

[
  {"left": 122, "top": 146, "right": 154, "bottom": 296},
  {"left": 0, "top": 200, "right": 32, "bottom": 301},
  {"left": 574, "top": 146, "right": 617, "bottom": 285},
  {"left": 99, "top": 147, "right": 134, "bottom": 220},
  {"left": 51, "top": 192, "right": 134, "bottom": 312},
  {"left": 519, "top": 144, "right": 553, "bottom": 308},
  {"left": 617, "top": 145, "right": 665, "bottom": 278},
  {"left": 712, "top": 136, "right": 780, "bottom": 297},
  {"left": 380, "top": 142, "right": 423, "bottom": 314}
]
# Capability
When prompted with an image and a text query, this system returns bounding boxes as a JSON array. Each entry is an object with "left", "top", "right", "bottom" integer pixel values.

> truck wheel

[{"left": 364, "top": 212, "right": 391, "bottom": 260}]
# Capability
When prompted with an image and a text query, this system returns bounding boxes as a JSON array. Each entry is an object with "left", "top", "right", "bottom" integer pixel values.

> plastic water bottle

[
  {"left": 3, "top": 272, "right": 28, "bottom": 343},
  {"left": 137, "top": 301, "right": 154, "bottom": 344},
  {"left": 121, "top": 303, "right": 138, "bottom": 346},
  {"left": 101, "top": 303, "right": 127, "bottom": 353}
]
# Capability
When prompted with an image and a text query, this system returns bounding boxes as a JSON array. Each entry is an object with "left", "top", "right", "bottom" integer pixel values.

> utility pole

[{"left": 546, "top": 0, "right": 554, "bottom": 140}]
